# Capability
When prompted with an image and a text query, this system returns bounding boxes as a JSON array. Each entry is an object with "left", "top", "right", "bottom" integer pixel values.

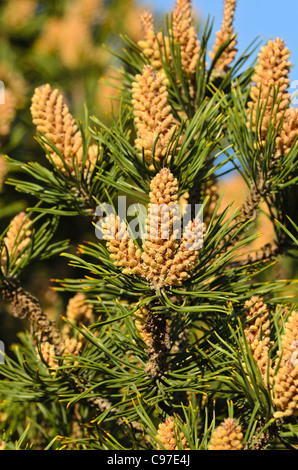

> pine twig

[
  {"left": 143, "top": 309, "right": 171, "bottom": 379},
  {"left": 1, "top": 279, "right": 63, "bottom": 354}
]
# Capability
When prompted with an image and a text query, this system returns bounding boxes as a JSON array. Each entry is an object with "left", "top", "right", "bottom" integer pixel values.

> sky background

[{"left": 138, "top": 0, "right": 298, "bottom": 88}]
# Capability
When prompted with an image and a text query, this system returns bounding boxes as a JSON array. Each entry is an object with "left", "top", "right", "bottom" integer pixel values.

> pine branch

[{"left": 1, "top": 278, "right": 62, "bottom": 354}]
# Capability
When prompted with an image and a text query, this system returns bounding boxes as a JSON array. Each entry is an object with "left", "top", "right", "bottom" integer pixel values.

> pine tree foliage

[{"left": 0, "top": 0, "right": 298, "bottom": 451}]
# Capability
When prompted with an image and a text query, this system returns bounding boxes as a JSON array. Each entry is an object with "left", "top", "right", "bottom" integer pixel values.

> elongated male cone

[
  {"left": 209, "top": 0, "right": 238, "bottom": 72},
  {"left": 132, "top": 65, "right": 180, "bottom": 167},
  {"left": 172, "top": 0, "right": 200, "bottom": 77},
  {"left": 247, "top": 38, "right": 292, "bottom": 149},
  {"left": 273, "top": 310, "right": 298, "bottom": 418},
  {"left": 31, "top": 83, "right": 84, "bottom": 173},
  {"left": 243, "top": 296, "right": 272, "bottom": 384},
  {"left": 138, "top": 11, "right": 170, "bottom": 74}
]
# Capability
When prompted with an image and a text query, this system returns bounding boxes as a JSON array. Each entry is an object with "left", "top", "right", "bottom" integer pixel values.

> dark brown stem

[
  {"left": 1, "top": 278, "right": 62, "bottom": 354},
  {"left": 230, "top": 231, "right": 287, "bottom": 268},
  {"left": 240, "top": 183, "right": 262, "bottom": 222},
  {"left": 144, "top": 310, "right": 171, "bottom": 380}
]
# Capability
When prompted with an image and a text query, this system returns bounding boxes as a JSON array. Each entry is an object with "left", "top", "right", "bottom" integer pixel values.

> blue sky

[{"left": 139, "top": 0, "right": 298, "bottom": 85}]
